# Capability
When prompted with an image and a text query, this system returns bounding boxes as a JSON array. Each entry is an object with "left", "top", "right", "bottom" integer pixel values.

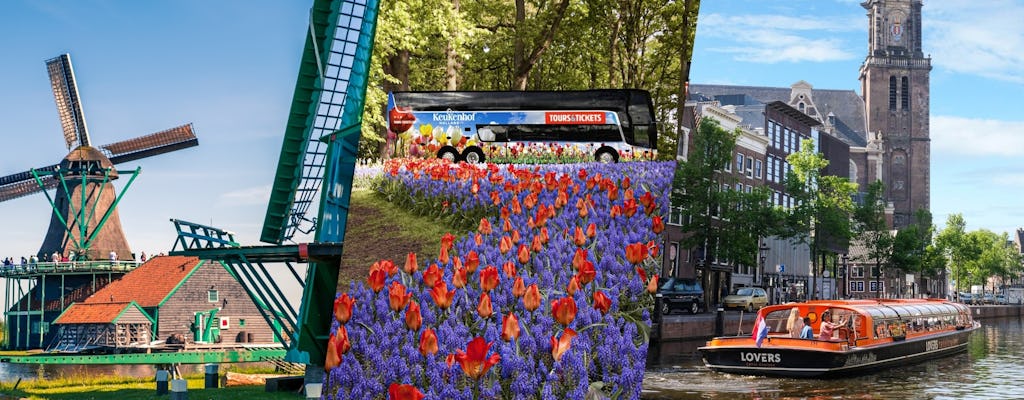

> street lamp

[
  {"left": 758, "top": 242, "right": 770, "bottom": 300},
  {"left": 840, "top": 254, "right": 849, "bottom": 299}
]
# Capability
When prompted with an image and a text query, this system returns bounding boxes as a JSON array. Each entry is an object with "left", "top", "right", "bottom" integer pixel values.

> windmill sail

[
  {"left": 0, "top": 174, "right": 58, "bottom": 203},
  {"left": 47, "top": 54, "right": 91, "bottom": 150},
  {"left": 101, "top": 124, "right": 198, "bottom": 165}
]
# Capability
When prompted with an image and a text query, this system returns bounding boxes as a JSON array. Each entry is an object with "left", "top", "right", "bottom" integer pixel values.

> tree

[
  {"left": 890, "top": 209, "right": 937, "bottom": 297},
  {"left": 853, "top": 180, "right": 892, "bottom": 298},
  {"left": 935, "top": 214, "right": 971, "bottom": 298},
  {"left": 779, "top": 138, "right": 857, "bottom": 300},
  {"left": 671, "top": 117, "right": 780, "bottom": 278}
]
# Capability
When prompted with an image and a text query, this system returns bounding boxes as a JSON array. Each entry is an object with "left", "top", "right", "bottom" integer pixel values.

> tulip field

[{"left": 323, "top": 158, "right": 673, "bottom": 399}]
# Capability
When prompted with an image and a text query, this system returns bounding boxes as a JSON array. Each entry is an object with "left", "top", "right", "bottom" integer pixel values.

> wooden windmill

[{"left": 0, "top": 54, "right": 198, "bottom": 261}]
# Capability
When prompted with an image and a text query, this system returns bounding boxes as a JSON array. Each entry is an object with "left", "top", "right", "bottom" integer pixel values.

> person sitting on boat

[
  {"left": 819, "top": 311, "right": 847, "bottom": 340},
  {"left": 786, "top": 307, "right": 803, "bottom": 338},
  {"left": 800, "top": 317, "right": 813, "bottom": 339}
]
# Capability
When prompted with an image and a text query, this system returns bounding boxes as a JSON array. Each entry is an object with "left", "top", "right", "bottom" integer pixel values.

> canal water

[{"left": 643, "top": 317, "right": 1024, "bottom": 399}]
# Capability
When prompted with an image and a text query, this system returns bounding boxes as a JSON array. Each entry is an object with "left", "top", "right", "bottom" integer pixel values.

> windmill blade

[
  {"left": 46, "top": 54, "right": 91, "bottom": 149},
  {"left": 0, "top": 170, "right": 59, "bottom": 203},
  {"left": 101, "top": 124, "right": 199, "bottom": 165}
]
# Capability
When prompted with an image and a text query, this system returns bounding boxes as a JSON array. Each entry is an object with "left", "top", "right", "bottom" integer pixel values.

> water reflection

[{"left": 644, "top": 318, "right": 1024, "bottom": 399}]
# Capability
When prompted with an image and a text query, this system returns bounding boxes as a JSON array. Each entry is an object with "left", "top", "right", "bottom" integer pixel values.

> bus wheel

[
  {"left": 595, "top": 148, "right": 618, "bottom": 163},
  {"left": 437, "top": 147, "right": 460, "bottom": 163},
  {"left": 462, "top": 147, "right": 485, "bottom": 164}
]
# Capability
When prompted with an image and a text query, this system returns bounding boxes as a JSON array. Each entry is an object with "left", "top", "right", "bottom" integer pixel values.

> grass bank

[{"left": 336, "top": 188, "right": 461, "bottom": 290}]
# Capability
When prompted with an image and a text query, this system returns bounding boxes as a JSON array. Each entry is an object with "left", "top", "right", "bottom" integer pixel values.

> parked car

[
  {"left": 723, "top": 287, "right": 768, "bottom": 312},
  {"left": 957, "top": 292, "right": 974, "bottom": 304},
  {"left": 995, "top": 294, "right": 1007, "bottom": 305},
  {"left": 983, "top": 293, "right": 995, "bottom": 304},
  {"left": 659, "top": 277, "right": 705, "bottom": 315}
]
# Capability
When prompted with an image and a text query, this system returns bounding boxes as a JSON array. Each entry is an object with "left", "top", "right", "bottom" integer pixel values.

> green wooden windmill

[
  {"left": 171, "top": 0, "right": 380, "bottom": 369},
  {"left": 0, "top": 54, "right": 198, "bottom": 262}
]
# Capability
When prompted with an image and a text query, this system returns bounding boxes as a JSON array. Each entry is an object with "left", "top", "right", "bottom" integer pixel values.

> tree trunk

[
  {"left": 511, "top": 0, "right": 571, "bottom": 90},
  {"left": 444, "top": 0, "right": 461, "bottom": 90},
  {"left": 381, "top": 50, "right": 410, "bottom": 158}
]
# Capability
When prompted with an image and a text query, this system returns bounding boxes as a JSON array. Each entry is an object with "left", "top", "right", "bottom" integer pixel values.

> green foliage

[
  {"left": 671, "top": 117, "right": 778, "bottom": 268},
  {"left": 778, "top": 138, "right": 857, "bottom": 293},
  {"left": 359, "top": 0, "right": 701, "bottom": 159}
]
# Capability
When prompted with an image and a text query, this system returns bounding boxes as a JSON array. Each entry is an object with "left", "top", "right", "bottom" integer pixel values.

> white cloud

[
  {"left": 990, "top": 173, "right": 1024, "bottom": 187},
  {"left": 925, "top": 1, "right": 1024, "bottom": 83},
  {"left": 698, "top": 13, "right": 861, "bottom": 64},
  {"left": 931, "top": 116, "right": 1024, "bottom": 157},
  {"left": 218, "top": 185, "right": 271, "bottom": 206}
]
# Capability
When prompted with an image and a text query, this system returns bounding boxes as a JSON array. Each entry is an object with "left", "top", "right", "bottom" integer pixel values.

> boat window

[{"left": 764, "top": 308, "right": 798, "bottom": 334}]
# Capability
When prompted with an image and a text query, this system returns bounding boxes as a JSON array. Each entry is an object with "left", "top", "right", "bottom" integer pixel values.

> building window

[
  {"left": 869, "top": 281, "right": 885, "bottom": 292},
  {"left": 735, "top": 183, "right": 742, "bottom": 192},
  {"left": 768, "top": 121, "right": 776, "bottom": 148},
  {"left": 239, "top": 319, "right": 247, "bottom": 327},
  {"left": 745, "top": 185, "right": 753, "bottom": 193},
  {"left": 798, "top": 102, "right": 805, "bottom": 112},
  {"left": 889, "top": 76, "right": 897, "bottom": 111},
  {"left": 901, "top": 76, "right": 910, "bottom": 110},
  {"left": 745, "top": 158, "right": 753, "bottom": 177},
  {"left": 208, "top": 290, "right": 219, "bottom": 302},
  {"left": 754, "top": 159, "right": 763, "bottom": 178},
  {"left": 669, "top": 206, "right": 682, "bottom": 225},
  {"left": 851, "top": 265, "right": 865, "bottom": 278},
  {"left": 850, "top": 281, "right": 865, "bottom": 292},
  {"left": 736, "top": 153, "right": 744, "bottom": 172}
]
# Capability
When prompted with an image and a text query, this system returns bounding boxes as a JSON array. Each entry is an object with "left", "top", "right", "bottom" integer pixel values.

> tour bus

[{"left": 386, "top": 90, "right": 658, "bottom": 163}]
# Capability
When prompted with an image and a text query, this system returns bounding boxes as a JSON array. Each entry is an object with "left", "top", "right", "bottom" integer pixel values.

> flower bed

[{"left": 324, "top": 158, "right": 673, "bottom": 399}]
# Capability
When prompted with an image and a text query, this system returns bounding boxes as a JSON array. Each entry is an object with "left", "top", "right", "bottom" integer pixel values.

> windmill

[{"left": 0, "top": 54, "right": 198, "bottom": 261}]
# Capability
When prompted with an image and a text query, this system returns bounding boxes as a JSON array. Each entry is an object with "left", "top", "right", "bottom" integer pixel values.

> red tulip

[
  {"left": 623, "top": 199, "right": 638, "bottom": 217},
  {"left": 405, "top": 301, "right": 422, "bottom": 331},
  {"left": 430, "top": 281, "right": 455, "bottom": 309},
  {"left": 454, "top": 337, "right": 501, "bottom": 380},
  {"left": 593, "top": 291, "right": 611, "bottom": 314},
  {"left": 610, "top": 205, "right": 622, "bottom": 218},
  {"left": 577, "top": 168, "right": 587, "bottom": 180},
  {"left": 524, "top": 284, "right": 541, "bottom": 312},
  {"left": 586, "top": 223, "right": 596, "bottom": 238},
  {"left": 502, "top": 261, "right": 517, "bottom": 279},
  {"left": 453, "top": 266, "right": 468, "bottom": 289},
  {"left": 511, "top": 229, "right": 521, "bottom": 244},
  {"left": 477, "top": 292, "right": 494, "bottom": 319},
  {"left": 478, "top": 218, "right": 492, "bottom": 235},
  {"left": 576, "top": 198, "right": 589, "bottom": 218},
  {"left": 566, "top": 275, "right": 580, "bottom": 296},
  {"left": 403, "top": 252, "right": 418, "bottom": 274},
  {"left": 530, "top": 235, "right": 543, "bottom": 253},
  {"left": 335, "top": 325, "right": 351, "bottom": 356},
  {"left": 647, "top": 241, "right": 660, "bottom": 258},
  {"left": 388, "top": 281, "right": 412, "bottom": 311},
  {"left": 517, "top": 244, "right": 531, "bottom": 264},
  {"left": 445, "top": 353, "right": 456, "bottom": 368},
  {"left": 389, "top": 383, "right": 426, "bottom": 400},
  {"left": 368, "top": 269, "right": 387, "bottom": 293},
  {"left": 607, "top": 187, "right": 619, "bottom": 202},
  {"left": 539, "top": 227, "right": 550, "bottom": 244},
  {"left": 474, "top": 233, "right": 483, "bottom": 246},
  {"left": 334, "top": 293, "right": 355, "bottom": 324},
  {"left": 625, "top": 242, "right": 649, "bottom": 265},
  {"left": 651, "top": 215, "right": 664, "bottom": 234},
  {"left": 324, "top": 329, "right": 343, "bottom": 371},
  {"left": 480, "top": 265, "right": 500, "bottom": 291},
  {"left": 502, "top": 217, "right": 513, "bottom": 233},
  {"left": 636, "top": 266, "right": 648, "bottom": 284},
  {"left": 555, "top": 190, "right": 568, "bottom": 209},
  {"left": 441, "top": 232, "right": 456, "bottom": 252},
  {"left": 464, "top": 250, "right": 480, "bottom": 273},
  {"left": 439, "top": 247, "right": 450, "bottom": 265},
  {"left": 512, "top": 277, "right": 526, "bottom": 298},
  {"left": 648, "top": 274, "right": 659, "bottom": 294},
  {"left": 380, "top": 259, "right": 398, "bottom": 276},
  {"left": 551, "top": 297, "right": 577, "bottom": 326},
  {"left": 501, "top": 313, "right": 520, "bottom": 342},
  {"left": 573, "top": 227, "right": 587, "bottom": 246},
  {"left": 423, "top": 263, "right": 443, "bottom": 288},
  {"left": 577, "top": 260, "right": 596, "bottom": 285},
  {"left": 499, "top": 236, "right": 513, "bottom": 254},
  {"left": 550, "top": 328, "right": 577, "bottom": 362},
  {"left": 572, "top": 248, "right": 588, "bottom": 270},
  {"left": 419, "top": 328, "right": 438, "bottom": 356}
]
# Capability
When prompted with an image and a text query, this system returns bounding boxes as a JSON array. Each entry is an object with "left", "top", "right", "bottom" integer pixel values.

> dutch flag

[{"left": 752, "top": 315, "right": 769, "bottom": 348}]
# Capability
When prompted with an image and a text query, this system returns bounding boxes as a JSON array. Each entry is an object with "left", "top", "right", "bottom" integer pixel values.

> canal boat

[{"left": 698, "top": 298, "right": 979, "bottom": 378}]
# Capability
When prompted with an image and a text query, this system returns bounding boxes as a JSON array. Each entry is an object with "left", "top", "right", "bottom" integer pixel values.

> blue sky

[
  {"left": 0, "top": 1, "right": 312, "bottom": 260},
  {"left": 692, "top": 0, "right": 1024, "bottom": 237}
]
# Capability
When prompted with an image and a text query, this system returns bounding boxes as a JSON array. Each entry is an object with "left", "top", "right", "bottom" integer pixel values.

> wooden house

[
  {"left": 51, "top": 301, "right": 151, "bottom": 352},
  {"left": 49, "top": 256, "right": 278, "bottom": 349}
]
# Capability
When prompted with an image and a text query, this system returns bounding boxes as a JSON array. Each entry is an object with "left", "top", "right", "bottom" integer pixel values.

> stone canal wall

[{"left": 653, "top": 305, "right": 1024, "bottom": 342}]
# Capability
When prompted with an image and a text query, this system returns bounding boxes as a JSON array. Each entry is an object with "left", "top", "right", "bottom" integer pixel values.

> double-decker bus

[{"left": 387, "top": 89, "right": 657, "bottom": 163}]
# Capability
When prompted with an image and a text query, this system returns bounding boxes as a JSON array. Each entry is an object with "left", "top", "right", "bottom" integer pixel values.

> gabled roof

[
  {"left": 53, "top": 302, "right": 145, "bottom": 324},
  {"left": 690, "top": 83, "right": 868, "bottom": 147},
  {"left": 84, "top": 256, "right": 201, "bottom": 307}
]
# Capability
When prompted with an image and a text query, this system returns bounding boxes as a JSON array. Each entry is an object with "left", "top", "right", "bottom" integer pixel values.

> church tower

[{"left": 859, "top": 0, "right": 931, "bottom": 227}]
